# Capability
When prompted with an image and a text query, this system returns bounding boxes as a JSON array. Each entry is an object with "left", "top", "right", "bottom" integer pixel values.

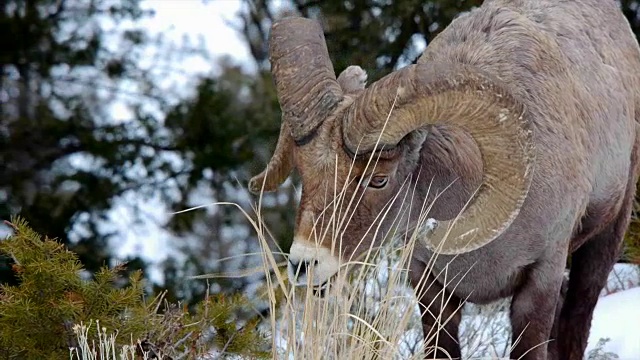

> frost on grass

[
  {"left": 459, "top": 300, "right": 511, "bottom": 359},
  {"left": 69, "top": 320, "right": 150, "bottom": 360},
  {"left": 587, "top": 338, "right": 620, "bottom": 360}
]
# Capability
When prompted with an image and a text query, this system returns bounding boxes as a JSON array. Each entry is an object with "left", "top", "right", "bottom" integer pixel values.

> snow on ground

[
  {"left": 586, "top": 263, "right": 640, "bottom": 360},
  {"left": 461, "top": 263, "right": 640, "bottom": 360},
  {"left": 272, "top": 261, "right": 639, "bottom": 360},
  {"left": 586, "top": 287, "right": 640, "bottom": 359}
]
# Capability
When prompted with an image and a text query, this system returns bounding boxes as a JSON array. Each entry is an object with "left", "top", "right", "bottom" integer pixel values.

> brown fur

[{"left": 256, "top": 1, "right": 640, "bottom": 359}]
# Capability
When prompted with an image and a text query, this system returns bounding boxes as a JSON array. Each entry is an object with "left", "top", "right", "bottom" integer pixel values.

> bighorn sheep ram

[{"left": 248, "top": 0, "right": 640, "bottom": 359}]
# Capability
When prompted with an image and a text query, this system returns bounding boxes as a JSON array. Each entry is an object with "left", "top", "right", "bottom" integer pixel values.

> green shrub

[{"left": 0, "top": 217, "right": 268, "bottom": 359}]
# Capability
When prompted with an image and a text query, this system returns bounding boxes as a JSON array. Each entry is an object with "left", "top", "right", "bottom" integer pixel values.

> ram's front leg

[
  {"left": 410, "top": 257, "right": 463, "bottom": 359},
  {"left": 547, "top": 276, "right": 568, "bottom": 360},
  {"left": 509, "top": 248, "right": 567, "bottom": 360}
]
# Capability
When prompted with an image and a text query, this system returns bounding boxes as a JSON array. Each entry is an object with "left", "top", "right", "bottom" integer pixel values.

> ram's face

[
  {"left": 286, "top": 121, "right": 407, "bottom": 289},
  {"left": 249, "top": 17, "right": 535, "bottom": 295}
]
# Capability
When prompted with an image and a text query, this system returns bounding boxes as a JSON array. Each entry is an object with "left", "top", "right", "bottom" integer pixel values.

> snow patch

[{"left": 586, "top": 287, "right": 640, "bottom": 360}]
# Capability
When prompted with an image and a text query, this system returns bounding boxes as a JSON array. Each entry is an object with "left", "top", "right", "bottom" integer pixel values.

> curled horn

[
  {"left": 343, "top": 62, "right": 535, "bottom": 254},
  {"left": 249, "top": 17, "right": 343, "bottom": 194}
]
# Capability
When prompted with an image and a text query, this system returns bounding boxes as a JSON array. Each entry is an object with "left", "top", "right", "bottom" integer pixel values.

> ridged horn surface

[
  {"left": 343, "top": 62, "right": 535, "bottom": 254},
  {"left": 269, "top": 17, "right": 342, "bottom": 142},
  {"left": 249, "top": 17, "right": 344, "bottom": 193}
]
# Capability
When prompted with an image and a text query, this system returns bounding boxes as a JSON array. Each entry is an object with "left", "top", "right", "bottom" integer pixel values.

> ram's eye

[{"left": 368, "top": 175, "right": 388, "bottom": 189}]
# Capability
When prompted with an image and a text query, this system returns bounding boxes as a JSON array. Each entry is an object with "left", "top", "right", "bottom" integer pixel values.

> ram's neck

[{"left": 412, "top": 125, "right": 484, "bottom": 222}]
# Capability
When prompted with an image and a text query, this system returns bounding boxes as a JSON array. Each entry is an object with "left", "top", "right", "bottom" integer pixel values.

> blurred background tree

[
  {"left": 2, "top": 0, "right": 639, "bottom": 312},
  {"left": 0, "top": 0, "right": 166, "bottom": 285}
]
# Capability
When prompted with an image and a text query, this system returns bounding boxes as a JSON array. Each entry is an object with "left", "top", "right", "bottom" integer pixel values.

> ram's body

[
  {"left": 250, "top": 1, "right": 640, "bottom": 359},
  {"left": 417, "top": 0, "right": 640, "bottom": 308}
]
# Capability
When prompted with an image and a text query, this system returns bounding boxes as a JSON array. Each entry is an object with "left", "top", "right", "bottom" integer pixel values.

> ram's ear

[
  {"left": 392, "top": 127, "right": 429, "bottom": 165},
  {"left": 337, "top": 66, "right": 367, "bottom": 94}
]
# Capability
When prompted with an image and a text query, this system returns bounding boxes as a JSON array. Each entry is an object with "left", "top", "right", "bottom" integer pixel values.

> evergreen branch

[{"left": 0, "top": 218, "right": 269, "bottom": 359}]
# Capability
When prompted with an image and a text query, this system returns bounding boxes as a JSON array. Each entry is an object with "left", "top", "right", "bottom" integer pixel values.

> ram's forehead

[
  {"left": 295, "top": 143, "right": 354, "bottom": 176},
  {"left": 315, "top": 149, "right": 340, "bottom": 169},
  {"left": 293, "top": 115, "right": 358, "bottom": 171}
]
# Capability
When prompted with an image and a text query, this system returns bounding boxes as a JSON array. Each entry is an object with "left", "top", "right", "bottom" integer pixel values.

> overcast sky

[{"left": 141, "top": 0, "right": 253, "bottom": 72}]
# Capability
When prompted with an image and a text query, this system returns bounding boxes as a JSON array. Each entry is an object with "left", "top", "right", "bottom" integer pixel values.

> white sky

[{"left": 139, "top": 0, "right": 255, "bottom": 73}]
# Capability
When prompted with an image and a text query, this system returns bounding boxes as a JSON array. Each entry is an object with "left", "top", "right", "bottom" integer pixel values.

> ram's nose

[{"left": 287, "top": 238, "right": 340, "bottom": 287}]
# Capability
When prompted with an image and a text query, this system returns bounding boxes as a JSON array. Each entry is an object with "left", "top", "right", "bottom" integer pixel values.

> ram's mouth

[{"left": 312, "top": 280, "right": 330, "bottom": 298}]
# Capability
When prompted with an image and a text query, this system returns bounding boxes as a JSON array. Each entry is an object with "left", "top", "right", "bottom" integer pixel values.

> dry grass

[
  {"left": 200, "top": 96, "right": 522, "bottom": 360},
  {"left": 69, "top": 320, "right": 151, "bottom": 360},
  {"left": 243, "top": 183, "right": 526, "bottom": 360}
]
